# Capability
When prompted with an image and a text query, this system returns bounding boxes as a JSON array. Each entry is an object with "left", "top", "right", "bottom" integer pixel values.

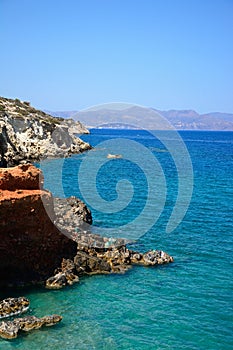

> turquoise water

[{"left": 1, "top": 130, "right": 232, "bottom": 349}]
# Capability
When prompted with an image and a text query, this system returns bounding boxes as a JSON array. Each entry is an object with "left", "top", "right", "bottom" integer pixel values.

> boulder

[{"left": 141, "top": 250, "right": 174, "bottom": 265}]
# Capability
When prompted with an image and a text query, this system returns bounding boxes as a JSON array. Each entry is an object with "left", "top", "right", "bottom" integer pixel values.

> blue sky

[{"left": 1, "top": 0, "right": 233, "bottom": 113}]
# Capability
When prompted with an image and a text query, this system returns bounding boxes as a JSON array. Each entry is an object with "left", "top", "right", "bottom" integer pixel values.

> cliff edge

[{"left": 0, "top": 164, "right": 77, "bottom": 287}]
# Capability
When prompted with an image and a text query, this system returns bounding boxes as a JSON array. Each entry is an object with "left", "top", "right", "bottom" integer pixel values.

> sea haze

[{"left": 2, "top": 130, "right": 232, "bottom": 350}]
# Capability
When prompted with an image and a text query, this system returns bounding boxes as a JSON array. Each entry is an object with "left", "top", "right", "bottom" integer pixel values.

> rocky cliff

[
  {"left": 0, "top": 164, "right": 77, "bottom": 287},
  {"left": 0, "top": 97, "right": 91, "bottom": 167}
]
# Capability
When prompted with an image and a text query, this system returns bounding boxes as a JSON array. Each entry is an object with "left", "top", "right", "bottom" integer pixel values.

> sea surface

[{"left": 1, "top": 130, "right": 232, "bottom": 350}]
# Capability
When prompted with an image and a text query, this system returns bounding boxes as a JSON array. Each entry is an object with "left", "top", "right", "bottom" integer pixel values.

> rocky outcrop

[
  {"left": 73, "top": 246, "right": 173, "bottom": 275},
  {"left": 46, "top": 245, "right": 174, "bottom": 289},
  {"left": 0, "top": 314, "right": 62, "bottom": 339},
  {"left": 0, "top": 164, "right": 77, "bottom": 287},
  {"left": 0, "top": 96, "right": 91, "bottom": 167}
]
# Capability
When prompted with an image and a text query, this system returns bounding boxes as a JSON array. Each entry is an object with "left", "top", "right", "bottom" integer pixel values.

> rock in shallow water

[
  {"left": 0, "top": 297, "right": 29, "bottom": 319},
  {"left": 141, "top": 250, "right": 174, "bottom": 265},
  {"left": 0, "top": 315, "right": 62, "bottom": 339}
]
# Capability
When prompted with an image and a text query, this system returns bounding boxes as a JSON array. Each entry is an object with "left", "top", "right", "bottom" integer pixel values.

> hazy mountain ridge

[{"left": 47, "top": 107, "right": 233, "bottom": 130}]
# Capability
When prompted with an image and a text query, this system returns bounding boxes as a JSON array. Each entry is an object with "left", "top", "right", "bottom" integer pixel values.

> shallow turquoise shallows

[{"left": 1, "top": 130, "right": 232, "bottom": 350}]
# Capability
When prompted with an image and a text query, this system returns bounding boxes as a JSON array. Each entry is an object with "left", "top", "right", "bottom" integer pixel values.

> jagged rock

[
  {"left": 53, "top": 198, "right": 131, "bottom": 249},
  {"left": 0, "top": 314, "right": 62, "bottom": 339},
  {"left": 141, "top": 250, "right": 174, "bottom": 265},
  {"left": 0, "top": 297, "right": 29, "bottom": 319},
  {"left": 74, "top": 250, "right": 112, "bottom": 275},
  {"left": 53, "top": 196, "right": 92, "bottom": 236},
  {"left": 46, "top": 259, "right": 79, "bottom": 289},
  {"left": 46, "top": 243, "right": 174, "bottom": 289},
  {"left": 74, "top": 245, "right": 173, "bottom": 276},
  {"left": 0, "top": 96, "right": 91, "bottom": 167}
]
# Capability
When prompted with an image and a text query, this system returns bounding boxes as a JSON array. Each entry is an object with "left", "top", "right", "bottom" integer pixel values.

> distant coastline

[{"left": 46, "top": 107, "right": 233, "bottom": 131}]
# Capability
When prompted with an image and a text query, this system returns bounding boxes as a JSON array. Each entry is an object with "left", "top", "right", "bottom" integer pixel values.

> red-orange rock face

[
  {"left": 0, "top": 164, "right": 76, "bottom": 287},
  {"left": 0, "top": 164, "right": 43, "bottom": 191}
]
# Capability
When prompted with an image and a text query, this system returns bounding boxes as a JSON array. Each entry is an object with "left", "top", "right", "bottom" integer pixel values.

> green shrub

[{"left": 15, "top": 98, "right": 22, "bottom": 106}]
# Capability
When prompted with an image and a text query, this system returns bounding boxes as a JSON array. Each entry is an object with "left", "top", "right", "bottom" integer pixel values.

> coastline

[{"left": 0, "top": 162, "right": 173, "bottom": 339}]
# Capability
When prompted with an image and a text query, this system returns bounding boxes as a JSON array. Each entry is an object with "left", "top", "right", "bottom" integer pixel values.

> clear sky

[{"left": 1, "top": 0, "right": 233, "bottom": 113}]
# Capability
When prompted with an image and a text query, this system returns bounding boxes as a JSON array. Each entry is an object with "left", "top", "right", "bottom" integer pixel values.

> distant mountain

[
  {"left": 158, "top": 109, "right": 233, "bottom": 130},
  {"left": 47, "top": 107, "right": 233, "bottom": 130}
]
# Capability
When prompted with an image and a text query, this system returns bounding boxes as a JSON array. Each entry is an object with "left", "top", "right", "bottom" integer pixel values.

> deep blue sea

[{"left": 1, "top": 130, "right": 233, "bottom": 349}]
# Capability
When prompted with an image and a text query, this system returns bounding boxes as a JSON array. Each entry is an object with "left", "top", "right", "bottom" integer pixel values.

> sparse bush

[{"left": 15, "top": 98, "right": 22, "bottom": 106}]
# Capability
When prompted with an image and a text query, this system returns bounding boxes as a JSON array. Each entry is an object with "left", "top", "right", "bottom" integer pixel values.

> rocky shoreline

[
  {"left": 46, "top": 248, "right": 173, "bottom": 289},
  {"left": 0, "top": 162, "right": 174, "bottom": 339}
]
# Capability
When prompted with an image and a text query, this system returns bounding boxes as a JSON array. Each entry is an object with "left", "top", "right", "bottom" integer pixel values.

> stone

[{"left": 141, "top": 250, "right": 174, "bottom": 265}]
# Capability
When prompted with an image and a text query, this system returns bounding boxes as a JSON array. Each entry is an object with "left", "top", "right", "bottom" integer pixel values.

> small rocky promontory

[
  {"left": 0, "top": 96, "right": 91, "bottom": 166},
  {"left": 0, "top": 163, "right": 174, "bottom": 290}
]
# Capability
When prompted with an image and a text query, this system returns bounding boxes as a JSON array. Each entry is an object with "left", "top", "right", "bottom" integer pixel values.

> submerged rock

[{"left": 0, "top": 314, "right": 62, "bottom": 339}]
